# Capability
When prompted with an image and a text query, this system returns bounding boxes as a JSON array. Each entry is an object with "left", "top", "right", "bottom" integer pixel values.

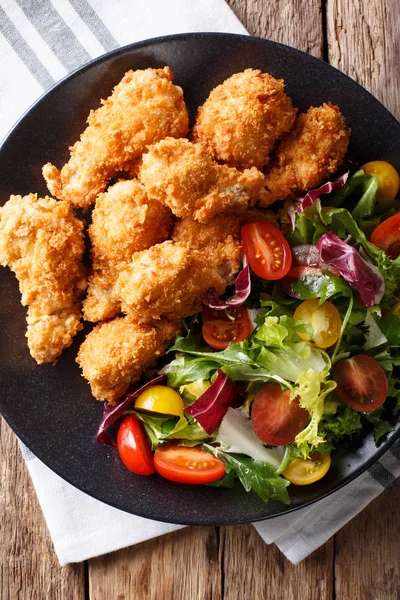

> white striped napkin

[{"left": 1, "top": 0, "right": 399, "bottom": 567}]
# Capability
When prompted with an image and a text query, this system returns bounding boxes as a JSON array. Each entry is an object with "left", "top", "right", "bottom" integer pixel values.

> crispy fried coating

[
  {"left": 138, "top": 138, "right": 265, "bottom": 223},
  {"left": 43, "top": 67, "right": 189, "bottom": 210},
  {"left": 260, "top": 103, "right": 350, "bottom": 206},
  {"left": 116, "top": 217, "right": 242, "bottom": 322},
  {"left": 0, "top": 194, "right": 86, "bottom": 363},
  {"left": 192, "top": 69, "right": 297, "bottom": 169},
  {"left": 76, "top": 317, "right": 181, "bottom": 402},
  {"left": 83, "top": 179, "right": 172, "bottom": 322}
]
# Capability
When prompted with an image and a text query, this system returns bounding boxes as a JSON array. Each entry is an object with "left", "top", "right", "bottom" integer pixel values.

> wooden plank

[
  {"left": 327, "top": 0, "right": 400, "bottom": 119},
  {"left": 0, "top": 418, "right": 85, "bottom": 600},
  {"left": 88, "top": 526, "right": 222, "bottom": 600},
  {"left": 227, "top": 0, "right": 324, "bottom": 57},
  {"left": 327, "top": 2, "right": 400, "bottom": 597},
  {"left": 334, "top": 480, "right": 400, "bottom": 599},
  {"left": 221, "top": 525, "right": 333, "bottom": 600}
]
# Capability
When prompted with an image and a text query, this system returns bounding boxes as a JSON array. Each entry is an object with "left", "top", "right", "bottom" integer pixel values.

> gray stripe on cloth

[
  {"left": 0, "top": 5, "right": 54, "bottom": 89},
  {"left": 368, "top": 460, "right": 396, "bottom": 487},
  {"left": 68, "top": 0, "right": 118, "bottom": 52},
  {"left": 390, "top": 436, "right": 400, "bottom": 460},
  {"left": 15, "top": 0, "right": 92, "bottom": 72}
]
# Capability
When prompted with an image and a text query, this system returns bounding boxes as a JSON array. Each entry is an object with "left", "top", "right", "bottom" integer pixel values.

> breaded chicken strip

[
  {"left": 192, "top": 69, "right": 297, "bottom": 169},
  {"left": 139, "top": 138, "right": 265, "bottom": 223},
  {"left": 0, "top": 194, "right": 86, "bottom": 363},
  {"left": 43, "top": 67, "right": 189, "bottom": 210},
  {"left": 115, "top": 217, "right": 242, "bottom": 322},
  {"left": 83, "top": 179, "right": 172, "bottom": 322},
  {"left": 260, "top": 103, "right": 350, "bottom": 206},
  {"left": 76, "top": 317, "right": 181, "bottom": 402}
]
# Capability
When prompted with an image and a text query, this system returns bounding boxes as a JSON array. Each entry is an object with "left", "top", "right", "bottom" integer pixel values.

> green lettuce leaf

[
  {"left": 292, "top": 368, "right": 337, "bottom": 455},
  {"left": 135, "top": 411, "right": 210, "bottom": 450},
  {"left": 293, "top": 272, "right": 352, "bottom": 302},
  {"left": 203, "top": 444, "right": 290, "bottom": 504},
  {"left": 378, "top": 314, "right": 400, "bottom": 346}
]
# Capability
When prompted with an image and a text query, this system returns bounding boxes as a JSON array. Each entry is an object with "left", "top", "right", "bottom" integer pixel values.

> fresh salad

[{"left": 98, "top": 160, "right": 400, "bottom": 505}]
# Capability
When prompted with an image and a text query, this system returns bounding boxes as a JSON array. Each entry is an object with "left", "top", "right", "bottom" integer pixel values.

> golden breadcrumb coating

[
  {"left": 192, "top": 69, "right": 297, "bottom": 169},
  {"left": 42, "top": 67, "right": 189, "bottom": 210},
  {"left": 0, "top": 194, "right": 86, "bottom": 363},
  {"left": 116, "top": 215, "right": 242, "bottom": 322},
  {"left": 76, "top": 317, "right": 181, "bottom": 402},
  {"left": 260, "top": 103, "right": 350, "bottom": 206},
  {"left": 138, "top": 137, "right": 265, "bottom": 223},
  {"left": 83, "top": 179, "right": 172, "bottom": 322}
]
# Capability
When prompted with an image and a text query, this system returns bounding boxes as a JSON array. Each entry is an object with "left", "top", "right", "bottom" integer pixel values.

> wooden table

[{"left": 1, "top": 1, "right": 400, "bottom": 598}]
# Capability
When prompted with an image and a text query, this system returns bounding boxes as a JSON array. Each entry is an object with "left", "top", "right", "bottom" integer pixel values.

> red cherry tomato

[
  {"left": 333, "top": 355, "right": 388, "bottom": 412},
  {"left": 241, "top": 222, "right": 292, "bottom": 280},
  {"left": 201, "top": 306, "right": 252, "bottom": 350},
  {"left": 370, "top": 212, "right": 400, "bottom": 258},
  {"left": 153, "top": 443, "right": 225, "bottom": 484},
  {"left": 117, "top": 415, "right": 154, "bottom": 475},
  {"left": 251, "top": 383, "right": 309, "bottom": 446}
]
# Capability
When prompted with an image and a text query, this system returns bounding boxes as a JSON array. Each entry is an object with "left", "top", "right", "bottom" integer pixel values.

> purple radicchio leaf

[
  {"left": 206, "top": 256, "right": 251, "bottom": 310},
  {"left": 184, "top": 369, "right": 242, "bottom": 434},
  {"left": 96, "top": 374, "right": 167, "bottom": 446},
  {"left": 296, "top": 171, "right": 350, "bottom": 213},
  {"left": 316, "top": 232, "right": 385, "bottom": 307}
]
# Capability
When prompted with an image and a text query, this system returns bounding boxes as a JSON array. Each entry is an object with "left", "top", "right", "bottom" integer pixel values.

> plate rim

[{"left": 1, "top": 31, "right": 399, "bottom": 525}]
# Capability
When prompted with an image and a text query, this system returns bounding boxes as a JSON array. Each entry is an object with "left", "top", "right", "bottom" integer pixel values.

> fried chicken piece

[
  {"left": 192, "top": 69, "right": 297, "bottom": 169},
  {"left": 0, "top": 194, "right": 86, "bottom": 363},
  {"left": 83, "top": 179, "right": 172, "bottom": 322},
  {"left": 260, "top": 103, "right": 350, "bottom": 206},
  {"left": 138, "top": 137, "right": 265, "bottom": 223},
  {"left": 76, "top": 317, "right": 181, "bottom": 402},
  {"left": 116, "top": 216, "right": 242, "bottom": 322},
  {"left": 43, "top": 67, "right": 189, "bottom": 210}
]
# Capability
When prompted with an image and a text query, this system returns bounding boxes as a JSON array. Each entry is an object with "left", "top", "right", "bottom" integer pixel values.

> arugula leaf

[
  {"left": 207, "top": 471, "right": 238, "bottom": 488},
  {"left": 363, "top": 408, "right": 394, "bottom": 444},
  {"left": 203, "top": 445, "right": 290, "bottom": 504},
  {"left": 328, "top": 169, "right": 370, "bottom": 207},
  {"left": 162, "top": 355, "right": 218, "bottom": 387},
  {"left": 286, "top": 212, "right": 316, "bottom": 245},
  {"left": 351, "top": 176, "right": 378, "bottom": 219},
  {"left": 378, "top": 314, "right": 400, "bottom": 346}
]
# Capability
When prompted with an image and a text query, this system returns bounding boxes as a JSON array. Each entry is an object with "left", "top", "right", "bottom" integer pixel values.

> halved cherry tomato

[
  {"left": 153, "top": 443, "right": 225, "bottom": 484},
  {"left": 134, "top": 385, "right": 184, "bottom": 417},
  {"left": 283, "top": 452, "right": 331, "bottom": 485},
  {"left": 117, "top": 415, "right": 154, "bottom": 475},
  {"left": 294, "top": 299, "right": 342, "bottom": 349},
  {"left": 201, "top": 306, "right": 252, "bottom": 350},
  {"left": 362, "top": 160, "right": 400, "bottom": 201},
  {"left": 333, "top": 355, "right": 388, "bottom": 412},
  {"left": 251, "top": 383, "right": 309, "bottom": 446},
  {"left": 241, "top": 222, "right": 292, "bottom": 280},
  {"left": 370, "top": 212, "right": 400, "bottom": 259}
]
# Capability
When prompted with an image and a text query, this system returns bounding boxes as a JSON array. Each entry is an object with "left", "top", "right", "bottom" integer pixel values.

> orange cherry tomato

[
  {"left": 294, "top": 299, "right": 342, "bottom": 349},
  {"left": 283, "top": 452, "right": 331, "bottom": 485},
  {"left": 201, "top": 306, "right": 252, "bottom": 350},
  {"left": 370, "top": 212, "right": 400, "bottom": 258},
  {"left": 362, "top": 160, "right": 400, "bottom": 201},
  {"left": 333, "top": 355, "right": 388, "bottom": 412},
  {"left": 117, "top": 415, "right": 154, "bottom": 475},
  {"left": 153, "top": 443, "right": 225, "bottom": 484},
  {"left": 251, "top": 383, "right": 309, "bottom": 446},
  {"left": 241, "top": 222, "right": 292, "bottom": 280}
]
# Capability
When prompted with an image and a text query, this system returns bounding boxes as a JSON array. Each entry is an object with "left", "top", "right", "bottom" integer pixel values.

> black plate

[{"left": 1, "top": 33, "right": 399, "bottom": 525}]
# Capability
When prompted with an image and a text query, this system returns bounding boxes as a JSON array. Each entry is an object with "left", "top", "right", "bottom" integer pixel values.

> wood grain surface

[{"left": 1, "top": 1, "right": 400, "bottom": 598}]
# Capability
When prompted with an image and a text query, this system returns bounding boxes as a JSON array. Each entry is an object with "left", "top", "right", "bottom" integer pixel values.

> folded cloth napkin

[{"left": 2, "top": 0, "right": 399, "bottom": 567}]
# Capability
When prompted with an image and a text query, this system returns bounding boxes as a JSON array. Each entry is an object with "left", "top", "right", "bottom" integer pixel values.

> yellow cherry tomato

[
  {"left": 362, "top": 160, "right": 400, "bottom": 201},
  {"left": 389, "top": 301, "right": 400, "bottom": 317},
  {"left": 283, "top": 452, "right": 331, "bottom": 485},
  {"left": 134, "top": 385, "right": 184, "bottom": 417},
  {"left": 294, "top": 299, "right": 342, "bottom": 349}
]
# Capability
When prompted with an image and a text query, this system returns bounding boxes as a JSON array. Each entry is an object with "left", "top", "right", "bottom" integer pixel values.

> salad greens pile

[{"left": 99, "top": 166, "right": 400, "bottom": 504}]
